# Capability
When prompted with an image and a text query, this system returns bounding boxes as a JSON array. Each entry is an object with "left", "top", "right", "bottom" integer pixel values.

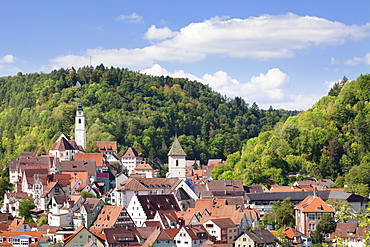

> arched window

[
  {"left": 176, "top": 160, "right": 179, "bottom": 166},
  {"left": 78, "top": 119, "right": 81, "bottom": 124}
]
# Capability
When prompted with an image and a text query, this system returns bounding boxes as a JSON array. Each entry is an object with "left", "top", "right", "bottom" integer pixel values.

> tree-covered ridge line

[
  {"left": 0, "top": 65, "right": 298, "bottom": 167},
  {"left": 212, "top": 75, "right": 370, "bottom": 196}
]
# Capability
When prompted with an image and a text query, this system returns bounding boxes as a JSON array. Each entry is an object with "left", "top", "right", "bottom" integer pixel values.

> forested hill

[
  {"left": 212, "top": 74, "right": 370, "bottom": 196},
  {"left": 0, "top": 65, "right": 298, "bottom": 167}
]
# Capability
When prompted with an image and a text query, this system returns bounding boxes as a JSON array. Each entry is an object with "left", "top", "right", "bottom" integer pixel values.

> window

[
  {"left": 184, "top": 241, "right": 188, "bottom": 244},
  {"left": 177, "top": 240, "right": 181, "bottom": 244},
  {"left": 80, "top": 235, "right": 83, "bottom": 239},
  {"left": 309, "top": 223, "right": 316, "bottom": 231},
  {"left": 222, "top": 230, "right": 227, "bottom": 234},
  {"left": 308, "top": 213, "right": 316, "bottom": 221}
]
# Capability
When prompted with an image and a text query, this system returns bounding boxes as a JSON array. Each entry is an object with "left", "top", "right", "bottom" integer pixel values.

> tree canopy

[
  {"left": 213, "top": 74, "right": 370, "bottom": 192},
  {"left": 0, "top": 65, "right": 296, "bottom": 170}
]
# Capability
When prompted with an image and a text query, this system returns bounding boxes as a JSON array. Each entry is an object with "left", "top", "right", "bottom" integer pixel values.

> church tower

[
  {"left": 75, "top": 103, "right": 86, "bottom": 150},
  {"left": 167, "top": 135, "right": 186, "bottom": 181}
]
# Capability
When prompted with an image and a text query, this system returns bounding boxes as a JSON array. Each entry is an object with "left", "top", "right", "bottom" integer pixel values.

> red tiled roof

[
  {"left": 295, "top": 195, "right": 335, "bottom": 213},
  {"left": 95, "top": 141, "right": 117, "bottom": 153},
  {"left": 75, "top": 153, "right": 104, "bottom": 167}
]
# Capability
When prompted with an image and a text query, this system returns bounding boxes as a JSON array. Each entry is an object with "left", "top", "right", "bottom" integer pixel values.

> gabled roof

[
  {"left": 168, "top": 136, "right": 186, "bottom": 156},
  {"left": 5, "top": 192, "right": 28, "bottom": 200},
  {"left": 135, "top": 226, "right": 160, "bottom": 239},
  {"left": 136, "top": 177, "right": 182, "bottom": 189},
  {"left": 241, "top": 230, "right": 277, "bottom": 244},
  {"left": 122, "top": 146, "right": 139, "bottom": 158},
  {"left": 207, "top": 218, "right": 236, "bottom": 228},
  {"left": 117, "top": 178, "right": 148, "bottom": 192},
  {"left": 175, "top": 187, "right": 191, "bottom": 201},
  {"left": 335, "top": 223, "right": 369, "bottom": 239},
  {"left": 95, "top": 141, "right": 117, "bottom": 153},
  {"left": 284, "top": 227, "right": 304, "bottom": 239},
  {"left": 60, "top": 160, "right": 96, "bottom": 177},
  {"left": 156, "top": 210, "right": 178, "bottom": 228},
  {"left": 206, "top": 180, "right": 244, "bottom": 192},
  {"left": 68, "top": 140, "right": 82, "bottom": 151},
  {"left": 8, "top": 219, "right": 27, "bottom": 231},
  {"left": 142, "top": 227, "right": 161, "bottom": 247},
  {"left": 244, "top": 184, "right": 266, "bottom": 193},
  {"left": 176, "top": 211, "right": 200, "bottom": 225},
  {"left": 135, "top": 162, "right": 153, "bottom": 170},
  {"left": 182, "top": 224, "right": 210, "bottom": 240},
  {"left": 164, "top": 228, "right": 180, "bottom": 241},
  {"left": 103, "top": 227, "right": 140, "bottom": 245},
  {"left": 75, "top": 153, "right": 104, "bottom": 167},
  {"left": 82, "top": 198, "right": 103, "bottom": 213},
  {"left": 295, "top": 195, "right": 335, "bottom": 213},
  {"left": 136, "top": 194, "right": 181, "bottom": 219},
  {"left": 64, "top": 225, "right": 104, "bottom": 245},
  {"left": 63, "top": 171, "right": 89, "bottom": 184},
  {"left": 50, "top": 137, "right": 76, "bottom": 151},
  {"left": 195, "top": 199, "right": 227, "bottom": 209},
  {"left": 10, "top": 156, "right": 55, "bottom": 172},
  {"left": 205, "top": 205, "right": 246, "bottom": 225},
  {"left": 89, "top": 205, "right": 125, "bottom": 230}
]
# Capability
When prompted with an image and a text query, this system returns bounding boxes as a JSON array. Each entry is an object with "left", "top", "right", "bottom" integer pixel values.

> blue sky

[{"left": 1, "top": 0, "right": 370, "bottom": 110}]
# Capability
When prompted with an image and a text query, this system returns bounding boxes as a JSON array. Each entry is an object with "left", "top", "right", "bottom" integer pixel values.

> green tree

[
  {"left": 37, "top": 216, "right": 48, "bottom": 227},
  {"left": 19, "top": 198, "right": 36, "bottom": 222},
  {"left": 326, "top": 199, "right": 353, "bottom": 222},
  {"left": 314, "top": 214, "right": 336, "bottom": 243},
  {"left": 262, "top": 198, "right": 295, "bottom": 229},
  {"left": 80, "top": 191, "right": 96, "bottom": 198},
  {"left": 272, "top": 198, "right": 295, "bottom": 228},
  {"left": 0, "top": 177, "right": 13, "bottom": 200}
]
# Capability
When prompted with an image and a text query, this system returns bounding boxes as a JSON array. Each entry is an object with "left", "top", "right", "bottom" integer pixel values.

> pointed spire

[{"left": 168, "top": 136, "right": 186, "bottom": 156}]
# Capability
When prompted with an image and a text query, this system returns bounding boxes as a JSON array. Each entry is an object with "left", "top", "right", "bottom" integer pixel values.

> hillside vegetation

[
  {"left": 212, "top": 75, "right": 370, "bottom": 196},
  {"left": 0, "top": 65, "right": 296, "bottom": 168}
]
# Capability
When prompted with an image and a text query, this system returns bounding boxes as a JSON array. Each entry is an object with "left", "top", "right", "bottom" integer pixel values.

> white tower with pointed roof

[
  {"left": 75, "top": 103, "right": 86, "bottom": 150},
  {"left": 167, "top": 136, "right": 186, "bottom": 181}
]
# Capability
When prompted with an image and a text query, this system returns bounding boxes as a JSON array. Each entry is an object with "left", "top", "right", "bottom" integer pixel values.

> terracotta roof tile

[
  {"left": 95, "top": 141, "right": 117, "bottom": 153},
  {"left": 295, "top": 195, "right": 335, "bottom": 213},
  {"left": 75, "top": 153, "right": 104, "bottom": 167}
]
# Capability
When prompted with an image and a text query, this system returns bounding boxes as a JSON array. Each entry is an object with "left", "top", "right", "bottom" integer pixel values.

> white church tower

[
  {"left": 75, "top": 103, "right": 86, "bottom": 150},
  {"left": 167, "top": 135, "right": 186, "bottom": 181}
]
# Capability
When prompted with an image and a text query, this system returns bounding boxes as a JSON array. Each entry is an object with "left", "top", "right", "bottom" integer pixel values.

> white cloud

[
  {"left": 49, "top": 47, "right": 204, "bottom": 71},
  {"left": 143, "top": 64, "right": 315, "bottom": 110},
  {"left": 156, "top": 13, "right": 370, "bottom": 59},
  {"left": 345, "top": 52, "right": 370, "bottom": 66},
  {"left": 116, "top": 13, "right": 143, "bottom": 23},
  {"left": 48, "top": 13, "right": 370, "bottom": 71},
  {"left": 0, "top": 55, "right": 16, "bottom": 63},
  {"left": 144, "top": 25, "right": 177, "bottom": 41}
]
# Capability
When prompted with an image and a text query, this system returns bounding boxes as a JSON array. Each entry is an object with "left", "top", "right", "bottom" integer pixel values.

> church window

[
  {"left": 176, "top": 160, "right": 179, "bottom": 166},
  {"left": 78, "top": 119, "right": 81, "bottom": 124}
]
